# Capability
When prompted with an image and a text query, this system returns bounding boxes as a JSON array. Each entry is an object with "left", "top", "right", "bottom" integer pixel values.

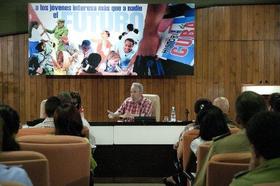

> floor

[
  {"left": 95, "top": 177, "right": 165, "bottom": 186},
  {"left": 95, "top": 184, "right": 164, "bottom": 186}
]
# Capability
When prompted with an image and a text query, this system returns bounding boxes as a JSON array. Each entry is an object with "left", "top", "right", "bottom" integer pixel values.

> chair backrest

[
  {"left": 143, "top": 94, "right": 160, "bottom": 122},
  {"left": 0, "top": 151, "right": 50, "bottom": 186},
  {"left": 0, "top": 182, "right": 25, "bottom": 186},
  {"left": 181, "top": 129, "right": 200, "bottom": 171},
  {"left": 196, "top": 127, "right": 240, "bottom": 172},
  {"left": 17, "top": 135, "right": 90, "bottom": 186},
  {"left": 40, "top": 99, "right": 47, "bottom": 118},
  {"left": 17, "top": 126, "right": 89, "bottom": 140},
  {"left": 197, "top": 142, "right": 211, "bottom": 172},
  {"left": 207, "top": 152, "right": 251, "bottom": 186},
  {"left": 17, "top": 128, "right": 55, "bottom": 138}
]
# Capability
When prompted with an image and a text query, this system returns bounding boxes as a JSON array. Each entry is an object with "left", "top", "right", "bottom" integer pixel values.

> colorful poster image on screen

[{"left": 27, "top": 3, "right": 195, "bottom": 76}]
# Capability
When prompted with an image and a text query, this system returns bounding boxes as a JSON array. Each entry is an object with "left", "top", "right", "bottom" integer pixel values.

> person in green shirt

[
  {"left": 230, "top": 111, "right": 280, "bottom": 186},
  {"left": 194, "top": 91, "right": 267, "bottom": 186},
  {"left": 43, "top": 19, "right": 69, "bottom": 52}
]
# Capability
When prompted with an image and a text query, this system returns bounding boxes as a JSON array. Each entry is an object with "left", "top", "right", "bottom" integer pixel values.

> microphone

[{"left": 138, "top": 101, "right": 143, "bottom": 116}]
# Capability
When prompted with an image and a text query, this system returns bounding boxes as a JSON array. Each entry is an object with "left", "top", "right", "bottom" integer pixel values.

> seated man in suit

[
  {"left": 107, "top": 82, "right": 152, "bottom": 122},
  {"left": 230, "top": 111, "right": 280, "bottom": 185}
]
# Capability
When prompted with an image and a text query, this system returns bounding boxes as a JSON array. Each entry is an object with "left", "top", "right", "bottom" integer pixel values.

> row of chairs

[
  {"left": 181, "top": 128, "right": 251, "bottom": 186},
  {"left": 0, "top": 128, "right": 91, "bottom": 186}
]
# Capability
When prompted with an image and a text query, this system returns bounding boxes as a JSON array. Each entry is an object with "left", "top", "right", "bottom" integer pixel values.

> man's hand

[
  {"left": 120, "top": 112, "right": 134, "bottom": 119},
  {"left": 107, "top": 110, "right": 118, "bottom": 119}
]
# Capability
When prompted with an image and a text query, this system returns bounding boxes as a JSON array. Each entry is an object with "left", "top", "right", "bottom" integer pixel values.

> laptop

[{"left": 134, "top": 116, "right": 156, "bottom": 124}]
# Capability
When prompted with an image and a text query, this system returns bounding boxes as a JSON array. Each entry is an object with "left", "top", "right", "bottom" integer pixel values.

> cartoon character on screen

[
  {"left": 121, "top": 24, "right": 140, "bottom": 46},
  {"left": 28, "top": 21, "right": 43, "bottom": 57},
  {"left": 79, "top": 40, "right": 94, "bottom": 59},
  {"left": 96, "top": 30, "right": 112, "bottom": 62},
  {"left": 117, "top": 38, "right": 136, "bottom": 70},
  {"left": 53, "top": 50, "right": 72, "bottom": 75},
  {"left": 41, "top": 19, "right": 69, "bottom": 52},
  {"left": 59, "top": 36, "right": 82, "bottom": 75},
  {"left": 98, "top": 51, "right": 122, "bottom": 73},
  {"left": 29, "top": 41, "right": 58, "bottom": 75},
  {"left": 78, "top": 53, "right": 102, "bottom": 75}
]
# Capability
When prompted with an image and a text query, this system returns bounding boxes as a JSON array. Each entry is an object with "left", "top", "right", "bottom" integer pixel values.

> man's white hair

[
  {"left": 213, "top": 96, "right": 230, "bottom": 114},
  {"left": 131, "top": 82, "right": 144, "bottom": 93}
]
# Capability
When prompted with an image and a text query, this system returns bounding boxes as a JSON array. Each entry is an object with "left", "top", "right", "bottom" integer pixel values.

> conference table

[{"left": 90, "top": 122, "right": 189, "bottom": 178}]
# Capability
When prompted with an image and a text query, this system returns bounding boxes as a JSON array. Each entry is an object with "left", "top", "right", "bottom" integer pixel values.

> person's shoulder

[
  {"left": 212, "top": 129, "right": 249, "bottom": 153},
  {"left": 213, "top": 130, "right": 244, "bottom": 144},
  {"left": 0, "top": 165, "right": 32, "bottom": 185},
  {"left": 124, "top": 97, "right": 133, "bottom": 102},
  {"left": 230, "top": 170, "right": 252, "bottom": 186},
  {"left": 213, "top": 132, "right": 231, "bottom": 142}
]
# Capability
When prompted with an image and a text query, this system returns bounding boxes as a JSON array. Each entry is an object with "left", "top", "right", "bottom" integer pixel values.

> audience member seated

[
  {"left": 213, "top": 96, "right": 236, "bottom": 127},
  {"left": 164, "top": 105, "right": 230, "bottom": 185},
  {"left": 230, "top": 111, "right": 280, "bottom": 185},
  {"left": 0, "top": 116, "right": 33, "bottom": 186},
  {"left": 163, "top": 98, "right": 212, "bottom": 185},
  {"left": 70, "top": 91, "right": 96, "bottom": 148},
  {"left": 54, "top": 103, "right": 97, "bottom": 171},
  {"left": 194, "top": 91, "right": 267, "bottom": 186},
  {"left": 32, "top": 96, "right": 61, "bottom": 128},
  {"left": 107, "top": 82, "right": 152, "bottom": 122},
  {"left": 176, "top": 98, "right": 212, "bottom": 160},
  {"left": 0, "top": 105, "right": 20, "bottom": 151},
  {"left": 190, "top": 105, "right": 230, "bottom": 156},
  {"left": 268, "top": 93, "right": 280, "bottom": 112},
  {"left": 57, "top": 91, "right": 96, "bottom": 148}
]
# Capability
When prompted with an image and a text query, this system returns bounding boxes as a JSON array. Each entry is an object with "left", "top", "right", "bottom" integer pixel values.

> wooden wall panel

[{"left": 0, "top": 5, "right": 280, "bottom": 123}]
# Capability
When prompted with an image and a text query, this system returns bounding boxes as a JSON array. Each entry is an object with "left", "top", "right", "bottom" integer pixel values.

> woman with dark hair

[
  {"left": 53, "top": 103, "right": 97, "bottom": 181},
  {"left": 190, "top": 105, "right": 230, "bottom": 155},
  {"left": 54, "top": 103, "right": 84, "bottom": 137},
  {"left": 164, "top": 99, "right": 212, "bottom": 185},
  {"left": 0, "top": 104, "right": 20, "bottom": 151}
]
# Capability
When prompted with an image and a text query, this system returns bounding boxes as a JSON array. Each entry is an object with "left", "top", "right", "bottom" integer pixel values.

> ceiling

[{"left": 0, "top": 0, "right": 279, "bottom": 36}]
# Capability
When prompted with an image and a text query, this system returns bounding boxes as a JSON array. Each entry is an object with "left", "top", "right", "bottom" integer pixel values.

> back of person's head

[
  {"left": 269, "top": 93, "right": 280, "bottom": 112},
  {"left": 70, "top": 91, "right": 81, "bottom": 110},
  {"left": 127, "top": 23, "right": 134, "bottom": 31},
  {"left": 57, "top": 91, "right": 72, "bottom": 104},
  {"left": 194, "top": 98, "right": 212, "bottom": 114},
  {"left": 45, "top": 96, "right": 61, "bottom": 117},
  {"left": 0, "top": 105, "right": 20, "bottom": 151},
  {"left": 0, "top": 104, "right": 20, "bottom": 135},
  {"left": 213, "top": 97, "right": 230, "bottom": 114},
  {"left": 131, "top": 82, "right": 144, "bottom": 93},
  {"left": 54, "top": 103, "right": 84, "bottom": 137},
  {"left": 246, "top": 111, "right": 280, "bottom": 160},
  {"left": 235, "top": 91, "right": 267, "bottom": 127},
  {"left": 197, "top": 105, "right": 230, "bottom": 141}
]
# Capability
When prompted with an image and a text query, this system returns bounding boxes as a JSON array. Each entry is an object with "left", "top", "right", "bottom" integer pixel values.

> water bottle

[{"left": 170, "top": 106, "right": 176, "bottom": 122}]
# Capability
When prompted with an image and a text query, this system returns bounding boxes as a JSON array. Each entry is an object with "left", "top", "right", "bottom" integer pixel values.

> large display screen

[{"left": 28, "top": 3, "right": 195, "bottom": 76}]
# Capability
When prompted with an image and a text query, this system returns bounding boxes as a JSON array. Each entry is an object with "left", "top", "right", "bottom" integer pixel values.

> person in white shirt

[{"left": 33, "top": 96, "right": 61, "bottom": 128}]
